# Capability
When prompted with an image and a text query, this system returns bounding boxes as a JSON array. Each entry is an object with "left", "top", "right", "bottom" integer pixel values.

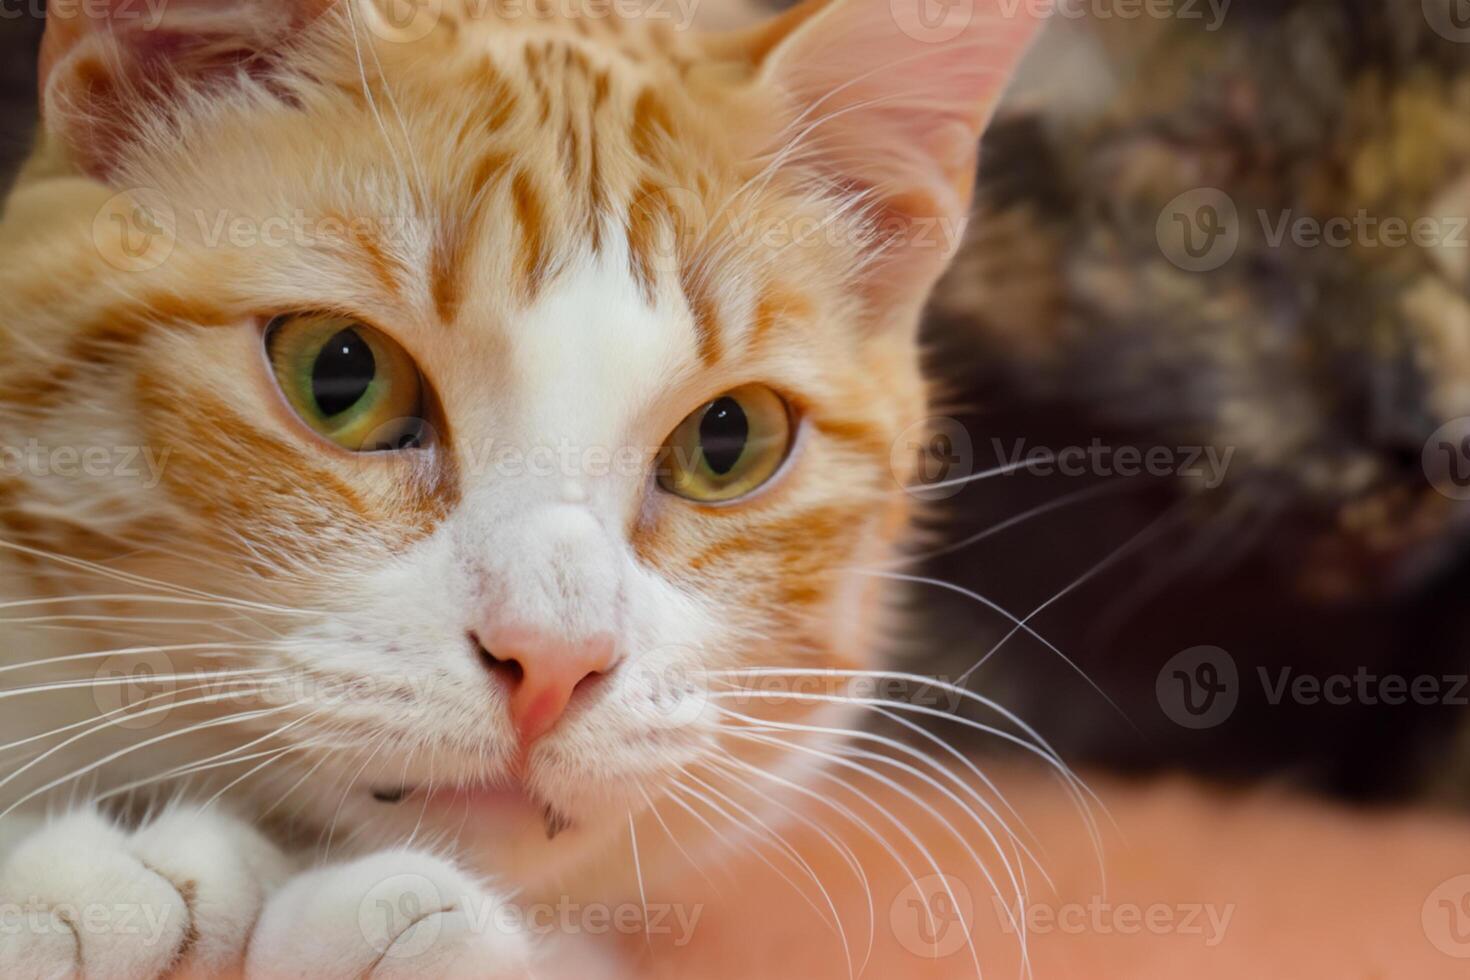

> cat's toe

[
  {"left": 0, "top": 810, "right": 188, "bottom": 980},
  {"left": 245, "top": 848, "right": 533, "bottom": 980},
  {"left": 0, "top": 807, "right": 291, "bottom": 980},
  {"left": 125, "top": 806, "right": 293, "bottom": 973}
]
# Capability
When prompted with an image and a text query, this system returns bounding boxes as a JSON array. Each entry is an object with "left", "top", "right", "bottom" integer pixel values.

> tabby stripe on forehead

[
  {"left": 523, "top": 45, "right": 552, "bottom": 124},
  {"left": 585, "top": 69, "right": 612, "bottom": 251},
  {"left": 431, "top": 152, "right": 513, "bottom": 325},
  {"left": 680, "top": 266, "right": 722, "bottom": 367},
  {"left": 511, "top": 169, "right": 550, "bottom": 301},
  {"left": 334, "top": 213, "right": 403, "bottom": 300},
  {"left": 626, "top": 180, "right": 662, "bottom": 301},
  {"left": 478, "top": 60, "right": 518, "bottom": 132},
  {"left": 558, "top": 48, "right": 594, "bottom": 191},
  {"left": 631, "top": 89, "right": 675, "bottom": 170},
  {"left": 750, "top": 284, "right": 814, "bottom": 351},
  {"left": 430, "top": 223, "right": 466, "bottom": 326}
]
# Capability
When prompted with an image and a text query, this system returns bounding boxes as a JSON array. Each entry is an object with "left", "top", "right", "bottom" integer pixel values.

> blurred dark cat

[{"left": 918, "top": 0, "right": 1470, "bottom": 803}]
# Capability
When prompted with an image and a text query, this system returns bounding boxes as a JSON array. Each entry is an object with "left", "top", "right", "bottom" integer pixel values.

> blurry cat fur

[
  {"left": 942, "top": 0, "right": 1470, "bottom": 601},
  {"left": 919, "top": 0, "right": 1470, "bottom": 800}
]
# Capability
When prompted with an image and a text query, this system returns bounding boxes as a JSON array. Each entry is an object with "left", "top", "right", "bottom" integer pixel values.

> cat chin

[
  {"left": 289, "top": 767, "right": 651, "bottom": 890},
  {"left": 392, "top": 797, "right": 631, "bottom": 894}
]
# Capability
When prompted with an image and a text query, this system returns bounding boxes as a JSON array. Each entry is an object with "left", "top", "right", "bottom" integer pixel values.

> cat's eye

[
  {"left": 265, "top": 314, "right": 426, "bottom": 452},
  {"left": 658, "top": 385, "right": 793, "bottom": 503}
]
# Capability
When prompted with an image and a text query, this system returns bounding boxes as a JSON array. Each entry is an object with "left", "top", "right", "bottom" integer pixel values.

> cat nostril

[
  {"left": 473, "top": 634, "right": 525, "bottom": 688},
  {"left": 471, "top": 627, "right": 618, "bottom": 743}
]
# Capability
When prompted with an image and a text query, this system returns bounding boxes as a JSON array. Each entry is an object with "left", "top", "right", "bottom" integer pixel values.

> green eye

[
  {"left": 658, "top": 384, "right": 793, "bottom": 503},
  {"left": 266, "top": 314, "right": 426, "bottom": 452}
]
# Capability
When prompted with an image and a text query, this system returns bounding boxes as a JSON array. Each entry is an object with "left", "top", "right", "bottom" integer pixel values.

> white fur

[
  {"left": 246, "top": 849, "right": 536, "bottom": 980},
  {"left": 0, "top": 806, "right": 290, "bottom": 978}
]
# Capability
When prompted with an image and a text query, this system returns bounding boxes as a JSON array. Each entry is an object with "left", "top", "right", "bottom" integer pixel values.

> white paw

[
  {"left": 245, "top": 849, "right": 534, "bottom": 980},
  {"left": 0, "top": 806, "right": 292, "bottom": 980}
]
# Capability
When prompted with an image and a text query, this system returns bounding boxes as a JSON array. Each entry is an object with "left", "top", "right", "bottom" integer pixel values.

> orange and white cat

[{"left": 0, "top": 0, "right": 1047, "bottom": 976}]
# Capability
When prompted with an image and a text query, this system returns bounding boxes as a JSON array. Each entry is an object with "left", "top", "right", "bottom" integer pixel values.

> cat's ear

[
  {"left": 38, "top": 0, "right": 331, "bottom": 181},
  {"left": 735, "top": 0, "right": 1049, "bottom": 306}
]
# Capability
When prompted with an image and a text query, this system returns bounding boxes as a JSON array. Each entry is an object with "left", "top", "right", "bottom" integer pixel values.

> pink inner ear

[
  {"left": 759, "top": 0, "right": 1049, "bottom": 225},
  {"left": 38, "top": 0, "right": 333, "bottom": 181}
]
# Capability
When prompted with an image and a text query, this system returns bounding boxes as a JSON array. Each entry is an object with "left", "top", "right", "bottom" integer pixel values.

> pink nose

[{"left": 477, "top": 627, "right": 616, "bottom": 744}]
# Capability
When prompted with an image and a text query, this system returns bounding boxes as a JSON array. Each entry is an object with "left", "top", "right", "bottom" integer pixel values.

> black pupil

[
  {"left": 699, "top": 397, "right": 749, "bottom": 476},
  {"left": 312, "top": 329, "right": 376, "bottom": 417}
]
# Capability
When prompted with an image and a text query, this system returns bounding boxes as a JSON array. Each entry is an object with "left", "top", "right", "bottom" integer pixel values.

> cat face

[{"left": 4, "top": 0, "right": 1042, "bottom": 884}]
